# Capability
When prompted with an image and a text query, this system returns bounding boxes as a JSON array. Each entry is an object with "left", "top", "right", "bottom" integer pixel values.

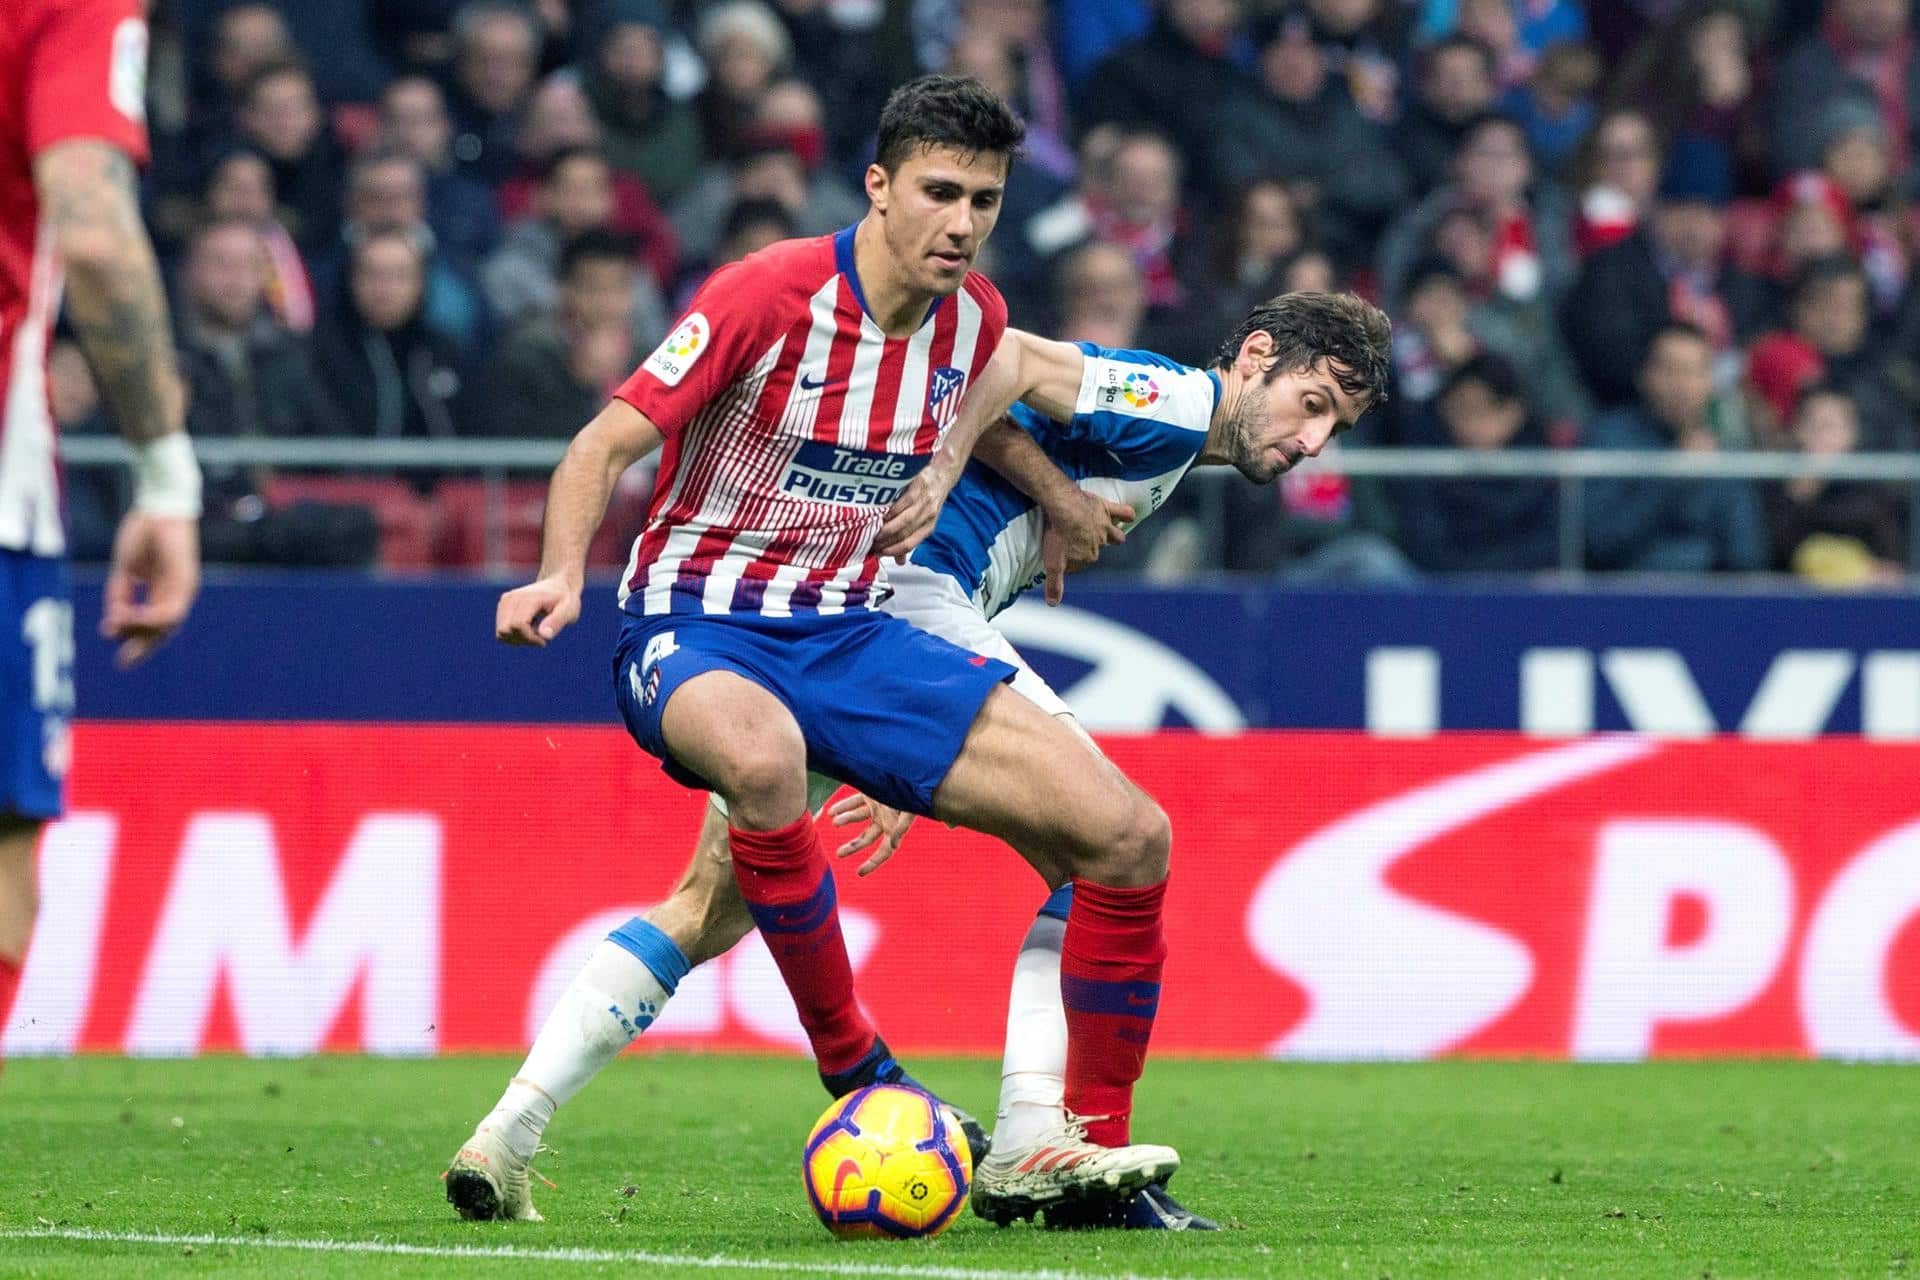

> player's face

[
  {"left": 1229, "top": 353, "right": 1367, "bottom": 484},
  {"left": 868, "top": 145, "right": 1007, "bottom": 298}
]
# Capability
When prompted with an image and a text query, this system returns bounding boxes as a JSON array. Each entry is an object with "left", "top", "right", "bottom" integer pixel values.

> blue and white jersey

[{"left": 909, "top": 344, "right": 1219, "bottom": 618}]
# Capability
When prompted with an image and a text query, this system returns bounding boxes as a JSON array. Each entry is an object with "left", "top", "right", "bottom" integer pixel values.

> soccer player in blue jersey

[{"left": 454, "top": 291, "right": 1389, "bottom": 1228}]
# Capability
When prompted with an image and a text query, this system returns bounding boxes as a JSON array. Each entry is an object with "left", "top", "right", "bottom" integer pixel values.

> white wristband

[{"left": 130, "top": 433, "right": 203, "bottom": 519}]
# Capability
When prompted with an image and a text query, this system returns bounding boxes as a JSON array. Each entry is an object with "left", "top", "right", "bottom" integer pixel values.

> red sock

[
  {"left": 729, "top": 817, "right": 875, "bottom": 1075},
  {"left": 1061, "top": 876, "right": 1168, "bottom": 1146}
]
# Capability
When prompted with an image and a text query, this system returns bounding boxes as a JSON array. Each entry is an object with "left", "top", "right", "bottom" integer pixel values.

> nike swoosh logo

[
  {"left": 1126, "top": 992, "right": 1155, "bottom": 1007},
  {"left": 800, "top": 373, "right": 829, "bottom": 391},
  {"left": 830, "top": 1157, "right": 864, "bottom": 1206}
]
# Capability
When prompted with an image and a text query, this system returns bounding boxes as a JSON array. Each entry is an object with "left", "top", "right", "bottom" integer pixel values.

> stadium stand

[{"left": 98, "top": 0, "right": 1920, "bottom": 584}]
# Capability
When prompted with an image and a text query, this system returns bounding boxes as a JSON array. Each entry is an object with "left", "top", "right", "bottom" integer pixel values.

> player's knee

[
  {"left": 1077, "top": 789, "right": 1170, "bottom": 887},
  {"left": 1120, "top": 793, "right": 1172, "bottom": 881},
  {"left": 710, "top": 737, "right": 807, "bottom": 822}
]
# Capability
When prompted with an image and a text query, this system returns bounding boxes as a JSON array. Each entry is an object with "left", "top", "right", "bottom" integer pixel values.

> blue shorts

[
  {"left": 613, "top": 608, "right": 1015, "bottom": 816},
  {"left": 0, "top": 549, "right": 72, "bottom": 820}
]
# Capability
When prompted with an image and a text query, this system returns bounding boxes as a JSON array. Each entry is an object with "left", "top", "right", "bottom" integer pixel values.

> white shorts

[
  {"left": 879, "top": 559, "right": 1071, "bottom": 720},
  {"left": 708, "top": 562, "right": 1072, "bottom": 819}
]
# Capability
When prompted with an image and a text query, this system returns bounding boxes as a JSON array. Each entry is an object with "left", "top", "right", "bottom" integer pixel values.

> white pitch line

[{"left": 0, "top": 1227, "right": 1222, "bottom": 1280}]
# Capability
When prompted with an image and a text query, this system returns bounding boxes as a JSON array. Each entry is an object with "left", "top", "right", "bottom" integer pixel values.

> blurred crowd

[{"left": 60, "top": 0, "right": 1920, "bottom": 583}]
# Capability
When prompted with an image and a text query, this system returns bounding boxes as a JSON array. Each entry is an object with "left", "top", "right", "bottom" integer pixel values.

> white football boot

[
  {"left": 444, "top": 1124, "right": 545, "bottom": 1222},
  {"left": 970, "top": 1115, "right": 1179, "bottom": 1226}
]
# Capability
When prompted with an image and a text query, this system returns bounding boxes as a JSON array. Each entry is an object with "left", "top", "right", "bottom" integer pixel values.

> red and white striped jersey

[
  {"left": 0, "top": 0, "right": 151, "bottom": 557},
  {"left": 614, "top": 225, "right": 1007, "bottom": 617}
]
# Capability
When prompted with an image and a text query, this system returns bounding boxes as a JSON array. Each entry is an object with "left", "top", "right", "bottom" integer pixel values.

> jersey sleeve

[
  {"left": 613, "top": 258, "right": 780, "bottom": 436},
  {"left": 23, "top": 0, "right": 150, "bottom": 166},
  {"left": 1059, "top": 346, "right": 1221, "bottom": 473}
]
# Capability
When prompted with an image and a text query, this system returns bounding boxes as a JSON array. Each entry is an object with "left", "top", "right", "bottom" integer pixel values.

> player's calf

[
  {"left": 646, "top": 804, "right": 756, "bottom": 967},
  {"left": 0, "top": 819, "right": 41, "bottom": 1065}
]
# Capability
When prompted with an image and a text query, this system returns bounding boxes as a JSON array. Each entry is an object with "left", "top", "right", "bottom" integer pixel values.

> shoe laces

[
  {"left": 1057, "top": 1111, "right": 1112, "bottom": 1148},
  {"left": 530, "top": 1143, "right": 559, "bottom": 1190}
]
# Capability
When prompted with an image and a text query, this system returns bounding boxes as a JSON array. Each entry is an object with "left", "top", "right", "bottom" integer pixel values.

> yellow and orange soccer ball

[{"left": 801, "top": 1084, "right": 973, "bottom": 1239}]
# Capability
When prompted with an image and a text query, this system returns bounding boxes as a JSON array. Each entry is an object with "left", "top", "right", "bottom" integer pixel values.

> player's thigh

[
  {"left": 647, "top": 802, "right": 754, "bottom": 968},
  {"left": 658, "top": 670, "right": 810, "bottom": 822},
  {"left": 786, "top": 612, "right": 1014, "bottom": 817},
  {"left": 0, "top": 816, "right": 41, "bottom": 961},
  {"left": 931, "top": 685, "right": 1169, "bottom": 887},
  {"left": 1010, "top": 714, "right": 1105, "bottom": 890}
]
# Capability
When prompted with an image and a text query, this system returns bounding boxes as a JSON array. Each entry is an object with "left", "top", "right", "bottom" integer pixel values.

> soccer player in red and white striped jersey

[
  {"left": 0, "top": 0, "right": 201, "bottom": 1073},
  {"left": 453, "top": 77, "right": 1181, "bottom": 1222},
  {"left": 612, "top": 219, "right": 1005, "bottom": 618}
]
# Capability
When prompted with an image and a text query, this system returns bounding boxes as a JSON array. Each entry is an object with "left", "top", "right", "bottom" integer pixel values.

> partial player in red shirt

[
  {"left": 0, "top": 0, "right": 202, "bottom": 1070},
  {"left": 450, "top": 76, "right": 1181, "bottom": 1224}
]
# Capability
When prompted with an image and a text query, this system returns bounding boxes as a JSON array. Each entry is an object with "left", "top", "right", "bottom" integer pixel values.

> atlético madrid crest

[{"left": 927, "top": 366, "right": 966, "bottom": 430}]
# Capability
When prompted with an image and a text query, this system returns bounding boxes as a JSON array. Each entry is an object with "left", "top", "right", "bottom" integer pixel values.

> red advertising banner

[{"left": 6, "top": 726, "right": 1918, "bottom": 1060}]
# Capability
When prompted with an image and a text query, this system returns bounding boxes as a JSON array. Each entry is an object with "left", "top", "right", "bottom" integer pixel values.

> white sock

[
  {"left": 992, "top": 913, "right": 1069, "bottom": 1152},
  {"left": 481, "top": 938, "right": 673, "bottom": 1160}
]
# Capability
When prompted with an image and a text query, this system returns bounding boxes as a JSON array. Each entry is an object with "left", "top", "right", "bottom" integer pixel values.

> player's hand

[
  {"left": 1040, "top": 491, "right": 1134, "bottom": 606},
  {"left": 828, "top": 791, "right": 917, "bottom": 876},
  {"left": 496, "top": 575, "right": 581, "bottom": 646},
  {"left": 101, "top": 511, "right": 200, "bottom": 669},
  {"left": 873, "top": 461, "right": 957, "bottom": 562}
]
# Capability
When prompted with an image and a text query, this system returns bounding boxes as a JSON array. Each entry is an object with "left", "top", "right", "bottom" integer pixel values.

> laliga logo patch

[
  {"left": 1120, "top": 371, "right": 1161, "bottom": 409},
  {"left": 644, "top": 313, "right": 709, "bottom": 387},
  {"left": 926, "top": 366, "right": 966, "bottom": 431}
]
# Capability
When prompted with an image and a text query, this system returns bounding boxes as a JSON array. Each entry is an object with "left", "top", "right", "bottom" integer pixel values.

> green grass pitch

[{"left": 0, "top": 1055, "right": 1913, "bottom": 1278}]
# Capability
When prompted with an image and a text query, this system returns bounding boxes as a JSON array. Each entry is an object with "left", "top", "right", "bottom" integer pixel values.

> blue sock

[
  {"left": 1037, "top": 883, "right": 1074, "bottom": 923},
  {"left": 605, "top": 917, "right": 691, "bottom": 995}
]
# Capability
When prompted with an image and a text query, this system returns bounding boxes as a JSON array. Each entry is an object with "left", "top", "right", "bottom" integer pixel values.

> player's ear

[
  {"left": 865, "top": 163, "right": 891, "bottom": 213},
  {"left": 1237, "top": 329, "right": 1275, "bottom": 379}
]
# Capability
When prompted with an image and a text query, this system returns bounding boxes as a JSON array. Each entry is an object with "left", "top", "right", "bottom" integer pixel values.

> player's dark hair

[
  {"left": 1440, "top": 351, "right": 1525, "bottom": 406},
  {"left": 559, "top": 228, "right": 635, "bottom": 278},
  {"left": 874, "top": 75, "right": 1025, "bottom": 174},
  {"left": 1213, "top": 292, "right": 1393, "bottom": 409}
]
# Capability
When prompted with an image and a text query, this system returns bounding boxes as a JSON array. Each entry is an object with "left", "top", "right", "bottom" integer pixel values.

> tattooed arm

[
  {"left": 35, "top": 139, "right": 200, "bottom": 666},
  {"left": 33, "top": 139, "right": 182, "bottom": 443}
]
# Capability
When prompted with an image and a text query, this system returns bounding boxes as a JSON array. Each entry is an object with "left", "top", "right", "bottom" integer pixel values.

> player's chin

[{"left": 923, "top": 255, "right": 971, "bottom": 291}]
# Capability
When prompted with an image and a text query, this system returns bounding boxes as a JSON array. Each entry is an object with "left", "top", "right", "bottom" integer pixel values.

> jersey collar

[{"left": 834, "top": 223, "right": 946, "bottom": 330}]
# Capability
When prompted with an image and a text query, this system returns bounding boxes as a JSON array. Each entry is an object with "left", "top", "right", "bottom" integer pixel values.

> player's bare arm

[
  {"left": 496, "top": 398, "right": 664, "bottom": 647},
  {"left": 36, "top": 139, "right": 200, "bottom": 667},
  {"left": 36, "top": 141, "right": 181, "bottom": 443},
  {"left": 872, "top": 336, "right": 1021, "bottom": 559},
  {"left": 873, "top": 322, "right": 1066, "bottom": 558},
  {"left": 974, "top": 421, "right": 1134, "bottom": 606}
]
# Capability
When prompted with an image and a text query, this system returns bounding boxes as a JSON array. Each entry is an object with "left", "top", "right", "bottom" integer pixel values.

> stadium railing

[{"left": 58, "top": 437, "right": 1920, "bottom": 577}]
